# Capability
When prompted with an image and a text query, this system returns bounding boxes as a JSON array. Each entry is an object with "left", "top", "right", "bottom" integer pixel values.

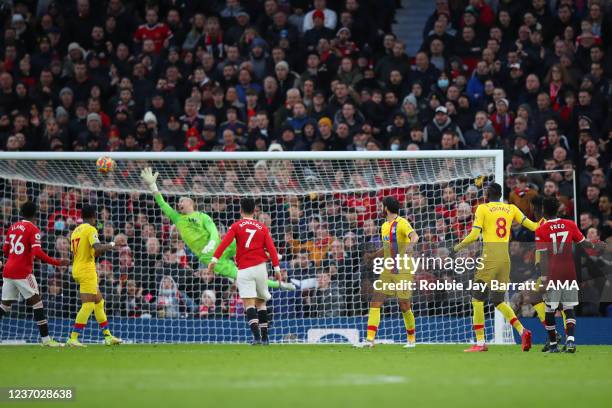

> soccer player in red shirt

[
  {"left": 536, "top": 197, "right": 607, "bottom": 353},
  {"left": 208, "top": 197, "right": 282, "bottom": 345},
  {"left": 0, "top": 201, "right": 69, "bottom": 346}
]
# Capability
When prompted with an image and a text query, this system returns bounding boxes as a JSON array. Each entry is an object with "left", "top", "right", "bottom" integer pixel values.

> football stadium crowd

[{"left": 0, "top": 0, "right": 611, "bottom": 319}]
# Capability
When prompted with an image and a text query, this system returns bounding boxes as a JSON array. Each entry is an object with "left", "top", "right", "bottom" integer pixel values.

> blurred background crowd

[{"left": 0, "top": 0, "right": 611, "bottom": 319}]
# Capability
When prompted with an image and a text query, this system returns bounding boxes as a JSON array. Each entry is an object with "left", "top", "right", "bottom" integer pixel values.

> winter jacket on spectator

[
  {"left": 464, "top": 119, "right": 494, "bottom": 148},
  {"left": 424, "top": 111, "right": 464, "bottom": 146}
]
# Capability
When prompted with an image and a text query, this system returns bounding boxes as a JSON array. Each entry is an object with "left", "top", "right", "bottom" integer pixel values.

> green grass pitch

[{"left": 1, "top": 344, "right": 611, "bottom": 408}]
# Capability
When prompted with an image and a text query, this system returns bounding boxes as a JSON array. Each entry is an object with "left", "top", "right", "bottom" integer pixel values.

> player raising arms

[
  {"left": 360, "top": 196, "right": 419, "bottom": 349},
  {"left": 453, "top": 183, "right": 537, "bottom": 352},
  {"left": 536, "top": 197, "right": 607, "bottom": 353},
  {"left": 66, "top": 205, "right": 122, "bottom": 347},
  {"left": 0, "top": 201, "right": 68, "bottom": 347},
  {"left": 140, "top": 167, "right": 294, "bottom": 291},
  {"left": 208, "top": 197, "right": 282, "bottom": 345}
]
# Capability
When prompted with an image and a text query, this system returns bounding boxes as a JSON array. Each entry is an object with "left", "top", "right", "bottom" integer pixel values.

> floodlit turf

[{"left": 1, "top": 344, "right": 611, "bottom": 408}]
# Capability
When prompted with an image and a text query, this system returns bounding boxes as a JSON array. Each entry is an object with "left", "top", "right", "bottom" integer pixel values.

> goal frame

[{"left": 0, "top": 149, "right": 510, "bottom": 345}]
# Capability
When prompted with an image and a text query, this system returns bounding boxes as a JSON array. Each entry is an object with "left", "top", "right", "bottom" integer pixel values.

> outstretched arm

[
  {"left": 141, "top": 167, "right": 180, "bottom": 223},
  {"left": 154, "top": 193, "right": 180, "bottom": 224},
  {"left": 577, "top": 239, "right": 608, "bottom": 252},
  {"left": 32, "top": 246, "right": 68, "bottom": 266},
  {"left": 513, "top": 207, "right": 538, "bottom": 232},
  {"left": 454, "top": 205, "right": 484, "bottom": 252},
  {"left": 454, "top": 226, "right": 481, "bottom": 252}
]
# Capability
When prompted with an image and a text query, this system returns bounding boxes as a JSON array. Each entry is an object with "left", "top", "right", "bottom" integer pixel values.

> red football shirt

[
  {"left": 2, "top": 220, "right": 60, "bottom": 279},
  {"left": 133, "top": 23, "right": 173, "bottom": 53},
  {"left": 535, "top": 218, "right": 585, "bottom": 282},
  {"left": 213, "top": 218, "right": 280, "bottom": 270}
]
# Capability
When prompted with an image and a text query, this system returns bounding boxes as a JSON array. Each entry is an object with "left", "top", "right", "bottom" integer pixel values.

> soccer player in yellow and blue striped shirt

[
  {"left": 454, "top": 183, "right": 537, "bottom": 352},
  {"left": 360, "top": 197, "right": 419, "bottom": 348}
]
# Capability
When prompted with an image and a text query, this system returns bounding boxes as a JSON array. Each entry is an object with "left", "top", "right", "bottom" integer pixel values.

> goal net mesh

[{"left": 0, "top": 154, "right": 510, "bottom": 344}]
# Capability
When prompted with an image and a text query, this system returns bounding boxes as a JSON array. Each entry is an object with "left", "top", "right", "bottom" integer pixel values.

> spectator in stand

[{"left": 0, "top": 0, "right": 610, "bottom": 320}]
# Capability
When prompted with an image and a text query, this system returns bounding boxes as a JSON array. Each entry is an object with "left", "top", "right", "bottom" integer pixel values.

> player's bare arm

[
  {"left": 365, "top": 247, "right": 384, "bottom": 264},
  {"left": 578, "top": 239, "right": 608, "bottom": 252},
  {"left": 92, "top": 240, "right": 119, "bottom": 257},
  {"left": 405, "top": 231, "right": 419, "bottom": 256}
]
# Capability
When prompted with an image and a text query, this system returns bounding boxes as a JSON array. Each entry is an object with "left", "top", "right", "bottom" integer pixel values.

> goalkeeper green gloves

[{"left": 141, "top": 167, "right": 159, "bottom": 193}]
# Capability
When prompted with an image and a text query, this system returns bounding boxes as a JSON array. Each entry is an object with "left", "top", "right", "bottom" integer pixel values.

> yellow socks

[
  {"left": 496, "top": 302, "right": 524, "bottom": 334},
  {"left": 366, "top": 307, "right": 381, "bottom": 342},
  {"left": 534, "top": 302, "right": 546, "bottom": 324},
  {"left": 472, "top": 299, "right": 485, "bottom": 345},
  {"left": 71, "top": 302, "right": 95, "bottom": 339},
  {"left": 561, "top": 310, "right": 567, "bottom": 333},
  {"left": 402, "top": 310, "right": 416, "bottom": 343},
  {"left": 94, "top": 299, "right": 111, "bottom": 337}
]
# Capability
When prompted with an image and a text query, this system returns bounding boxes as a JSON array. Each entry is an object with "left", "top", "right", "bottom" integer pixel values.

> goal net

[{"left": 0, "top": 150, "right": 512, "bottom": 344}]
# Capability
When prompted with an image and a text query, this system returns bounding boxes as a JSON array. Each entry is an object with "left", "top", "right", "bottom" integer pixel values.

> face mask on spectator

[
  {"left": 438, "top": 79, "right": 449, "bottom": 89},
  {"left": 391, "top": 143, "right": 400, "bottom": 151},
  {"left": 55, "top": 220, "right": 65, "bottom": 231}
]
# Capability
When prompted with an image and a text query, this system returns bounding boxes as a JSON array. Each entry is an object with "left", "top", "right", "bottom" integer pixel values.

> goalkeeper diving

[{"left": 140, "top": 167, "right": 295, "bottom": 291}]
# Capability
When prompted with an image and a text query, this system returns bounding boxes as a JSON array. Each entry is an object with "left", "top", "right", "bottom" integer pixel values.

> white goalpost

[{"left": 0, "top": 150, "right": 513, "bottom": 344}]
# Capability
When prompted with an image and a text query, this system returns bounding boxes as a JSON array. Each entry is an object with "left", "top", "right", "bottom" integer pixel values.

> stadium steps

[{"left": 392, "top": 0, "right": 436, "bottom": 56}]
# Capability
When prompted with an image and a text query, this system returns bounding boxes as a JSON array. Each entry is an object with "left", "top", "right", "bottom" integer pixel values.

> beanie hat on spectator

[
  {"left": 275, "top": 61, "right": 289, "bottom": 71},
  {"left": 464, "top": 5, "right": 479, "bottom": 17},
  {"left": 482, "top": 123, "right": 495, "bottom": 134},
  {"left": 116, "top": 104, "right": 128, "bottom": 114},
  {"left": 55, "top": 106, "right": 69, "bottom": 118},
  {"left": 518, "top": 103, "right": 531, "bottom": 115},
  {"left": 68, "top": 42, "right": 84, "bottom": 54},
  {"left": 313, "top": 10, "right": 325, "bottom": 20},
  {"left": 87, "top": 113, "right": 101, "bottom": 124},
  {"left": 59, "top": 87, "right": 73, "bottom": 97},
  {"left": 402, "top": 94, "right": 417, "bottom": 107},
  {"left": 12, "top": 14, "right": 25, "bottom": 25},
  {"left": 268, "top": 143, "right": 283, "bottom": 152},
  {"left": 236, "top": 11, "right": 250, "bottom": 20},
  {"left": 497, "top": 98, "right": 509, "bottom": 107},
  {"left": 578, "top": 115, "right": 593, "bottom": 128},
  {"left": 251, "top": 38, "right": 267, "bottom": 51},
  {"left": 337, "top": 27, "right": 351, "bottom": 37},
  {"left": 318, "top": 117, "right": 332, "bottom": 127},
  {"left": 144, "top": 112, "right": 158, "bottom": 124},
  {"left": 435, "top": 106, "right": 448, "bottom": 114}
]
